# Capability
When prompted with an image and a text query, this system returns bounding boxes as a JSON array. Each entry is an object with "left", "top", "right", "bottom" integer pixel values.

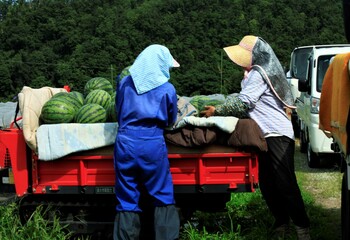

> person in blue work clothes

[
  {"left": 201, "top": 35, "right": 310, "bottom": 240},
  {"left": 113, "top": 44, "right": 180, "bottom": 240}
]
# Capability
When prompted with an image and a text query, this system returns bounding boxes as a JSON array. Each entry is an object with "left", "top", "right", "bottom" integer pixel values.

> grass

[
  {"left": 178, "top": 142, "right": 343, "bottom": 240},
  {"left": 0, "top": 203, "right": 76, "bottom": 240},
  {"left": 0, "top": 144, "right": 343, "bottom": 239}
]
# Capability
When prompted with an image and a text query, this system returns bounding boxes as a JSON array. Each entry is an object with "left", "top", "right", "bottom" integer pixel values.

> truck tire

[
  {"left": 341, "top": 170, "right": 350, "bottom": 240},
  {"left": 307, "top": 142, "right": 320, "bottom": 168},
  {"left": 299, "top": 129, "right": 307, "bottom": 153}
]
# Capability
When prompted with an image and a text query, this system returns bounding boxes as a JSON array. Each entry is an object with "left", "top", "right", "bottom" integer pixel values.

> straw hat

[{"left": 223, "top": 35, "right": 258, "bottom": 68}]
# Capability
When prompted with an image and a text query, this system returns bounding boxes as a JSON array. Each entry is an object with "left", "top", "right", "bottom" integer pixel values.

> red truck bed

[
  {"left": 0, "top": 127, "right": 259, "bottom": 236},
  {"left": 1, "top": 128, "right": 258, "bottom": 198},
  {"left": 32, "top": 145, "right": 258, "bottom": 193}
]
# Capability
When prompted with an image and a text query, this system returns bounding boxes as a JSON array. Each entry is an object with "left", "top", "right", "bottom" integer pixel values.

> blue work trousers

[{"left": 114, "top": 128, "right": 175, "bottom": 212}]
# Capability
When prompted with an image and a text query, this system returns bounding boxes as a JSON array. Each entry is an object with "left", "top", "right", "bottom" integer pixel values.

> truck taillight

[{"left": 310, "top": 96, "right": 320, "bottom": 114}]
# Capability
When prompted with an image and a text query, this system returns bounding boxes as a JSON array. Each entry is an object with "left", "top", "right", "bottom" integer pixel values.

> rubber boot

[
  {"left": 271, "top": 224, "right": 291, "bottom": 239},
  {"left": 295, "top": 226, "right": 311, "bottom": 240},
  {"left": 113, "top": 211, "right": 141, "bottom": 240},
  {"left": 154, "top": 205, "right": 180, "bottom": 240}
]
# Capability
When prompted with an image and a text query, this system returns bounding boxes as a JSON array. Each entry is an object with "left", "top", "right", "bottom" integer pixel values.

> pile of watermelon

[{"left": 40, "top": 77, "right": 117, "bottom": 124}]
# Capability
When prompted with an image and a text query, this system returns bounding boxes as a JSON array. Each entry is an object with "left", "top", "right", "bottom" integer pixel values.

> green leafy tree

[{"left": 0, "top": 0, "right": 347, "bottom": 101}]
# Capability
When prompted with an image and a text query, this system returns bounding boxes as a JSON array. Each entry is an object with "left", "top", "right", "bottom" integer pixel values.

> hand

[{"left": 200, "top": 106, "right": 216, "bottom": 118}]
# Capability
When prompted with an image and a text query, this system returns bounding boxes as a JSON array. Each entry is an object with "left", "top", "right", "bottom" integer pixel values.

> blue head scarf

[{"left": 129, "top": 44, "right": 178, "bottom": 94}]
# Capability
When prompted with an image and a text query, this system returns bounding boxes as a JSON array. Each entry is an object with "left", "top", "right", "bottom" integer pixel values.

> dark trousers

[
  {"left": 258, "top": 136, "right": 310, "bottom": 228},
  {"left": 113, "top": 205, "right": 180, "bottom": 240}
]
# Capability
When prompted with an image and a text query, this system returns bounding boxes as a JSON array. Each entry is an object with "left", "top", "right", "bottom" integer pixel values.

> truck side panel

[
  {"left": 1, "top": 128, "right": 258, "bottom": 197},
  {"left": 30, "top": 151, "right": 258, "bottom": 196}
]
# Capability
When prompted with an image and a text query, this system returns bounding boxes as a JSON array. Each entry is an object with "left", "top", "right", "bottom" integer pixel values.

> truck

[
  {"left": 0, "top": 88, "right": 263, "bottom": 239},
  {"left": 290, "top": 44, "right": 350, "bottom": 168},
  {"left": 319, "top": 52, "right": 350, "bottom": 240},
  {"left": 318, "top": 1, "right": 350, "bottom": 239}
]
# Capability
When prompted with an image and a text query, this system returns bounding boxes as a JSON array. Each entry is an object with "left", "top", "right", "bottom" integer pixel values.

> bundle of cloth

[
  {"left": 17, "top": 86, "right": 267, "bottom": 161},
  {"left": 167, "top": 95, "right": 267, "bottom": 152}
]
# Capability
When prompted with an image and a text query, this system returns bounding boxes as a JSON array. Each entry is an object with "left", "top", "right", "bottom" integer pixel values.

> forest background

[{"left": 0, "top": 0, "right": 348, "bottom": 102}]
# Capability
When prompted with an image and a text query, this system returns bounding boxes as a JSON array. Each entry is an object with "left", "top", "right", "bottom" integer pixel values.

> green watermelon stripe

[
  {"left": 84, "top": 77, "right": 113, "bottom": 96},
  {"left": 56, "top": 95, "right": 83, "bottom": 109},
  {"left": 46, "top": 97, "right": 78, "bottom": 106},
  {"left": 84, "top": 90, "right": 111, "bottom": 109},
  {"left": 75, "top": 103, "right": 107, "bottom": 123},
  {"left": 43, "top": 103, "right": 75, "bottom": 111},
  {"left": 77, "top": 105, "right": 95, "bottom": 116},
  {"left": 78, "top": 110, "right": 106, "bottom": 123}
]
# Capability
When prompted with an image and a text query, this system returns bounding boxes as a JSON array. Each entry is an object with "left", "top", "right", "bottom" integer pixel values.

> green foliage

[
  {"left": 0, "top": 0, "right": 347, "bottom": 101},
  {"left": 0, "top": 203, "right": 74, "bottom": 240},
  {"left": 0, "top": 167, "right": 343, "bottom": 239}
]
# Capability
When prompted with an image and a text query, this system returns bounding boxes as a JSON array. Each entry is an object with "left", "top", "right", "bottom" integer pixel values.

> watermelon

[
  {"left": 107, "top": 97, "right": 117, "bottom": 122},
  {"left": 52, "top": 92, "right": 69, "bottom": 99},
  {"left": 84, "top": 77, "right": 114, "bottom": 96},
  {"left": 84, "top": 89, "right": 111, "bottom": 109},
  {"left": 117, "top": 66, "right": 131, "bottom": 82},
  {"left": 40, "top": 97, "right": 77, "bottom": 124},
  {"left": 74, "top": 103, "right": 107, "bottom": 123},
  {"left": 70, "top": 91, "right": 84, "bottom": 105},
  {"left": 51, "top": 92, "right": 83, "bottom": 112},
  {"left": 190, "top": 95, "right": 225, "bottom": 112}
]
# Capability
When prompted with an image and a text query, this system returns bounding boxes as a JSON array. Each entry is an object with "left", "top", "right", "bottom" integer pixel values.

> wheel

[
  {"left": 341, "top": 171, "right": 350, "bottom": 240},
  {"left": 299, "top": 129, "right": 307, "bottom": 153},
  {"left": 307, "top": 142, "right": 320, "bottom": 168}
]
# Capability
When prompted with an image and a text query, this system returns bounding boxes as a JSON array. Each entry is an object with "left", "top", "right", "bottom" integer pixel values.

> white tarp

[
  {"left": 0, "top": 102, "right": 22, "bottom": 129},
  {"left": 37, "top": 122, "right": 118, "bottom": 161}
]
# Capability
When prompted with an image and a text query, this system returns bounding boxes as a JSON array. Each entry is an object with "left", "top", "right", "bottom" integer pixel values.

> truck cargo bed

[
  {"left": 30, "top": 144, "right": 258, "bottom": 195},
  {"left": 1, "top": 127, "right": 259, "bottom": 236}
]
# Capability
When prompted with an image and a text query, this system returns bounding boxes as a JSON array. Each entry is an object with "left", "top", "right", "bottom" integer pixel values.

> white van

[{"left": 290, "top": 44, "right": 350, "bottom": 167}]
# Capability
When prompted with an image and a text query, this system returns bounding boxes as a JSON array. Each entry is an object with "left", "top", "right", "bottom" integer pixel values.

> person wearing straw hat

[
  {"left": 201, "top": 36, "right": 310, "bottom": 240},
  {"left": 113, "top": 44, "right": 180, "bottom": 240}
]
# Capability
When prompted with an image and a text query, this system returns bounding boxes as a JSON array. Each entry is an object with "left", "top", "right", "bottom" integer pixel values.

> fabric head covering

[
  {"left": 129, "top": 44, "right": 180, "bottom": 94},
  {"left": 224, "top": 36, "right": 295, "bottom": 109}
]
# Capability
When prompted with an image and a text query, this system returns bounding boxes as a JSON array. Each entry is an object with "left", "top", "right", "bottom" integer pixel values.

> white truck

[{"left": 290, "top": 44, "right": 350, "bottom": 167}]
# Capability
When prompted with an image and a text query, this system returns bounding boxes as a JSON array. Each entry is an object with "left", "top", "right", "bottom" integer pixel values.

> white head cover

[{"left": 129, "top": 44, "right": 179, "bottom": 94}]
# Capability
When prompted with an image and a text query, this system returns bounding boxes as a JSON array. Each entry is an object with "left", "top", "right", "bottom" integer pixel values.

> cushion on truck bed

[
  {"left": 36, "top": 122, "right": 118, "bottom": 161},
  {"left": 165, "top": 118, "right": 267, "bottom": 152},
  {"left": 18, "top": 86, "right": 67, "bottom": 151}
]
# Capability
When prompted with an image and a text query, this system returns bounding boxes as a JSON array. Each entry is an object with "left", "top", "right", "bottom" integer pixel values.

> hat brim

[{"left": 223, "top": 45, "right": 252, "bottom": 68}]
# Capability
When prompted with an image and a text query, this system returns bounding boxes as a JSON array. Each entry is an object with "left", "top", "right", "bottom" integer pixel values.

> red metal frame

[
  {"left": 0, "top": 128, "right": 28, "bottom": 196},
  {"left": 168, "top": 152, "right": 258, "bottom": 192},
  {"left": 29, "top": 150, "right": 258, "bottom": 196}
]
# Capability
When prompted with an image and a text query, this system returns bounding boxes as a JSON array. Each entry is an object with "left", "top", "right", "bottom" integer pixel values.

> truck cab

[{"left": 290, "top": 45, "right": 350, "bottom": 167}]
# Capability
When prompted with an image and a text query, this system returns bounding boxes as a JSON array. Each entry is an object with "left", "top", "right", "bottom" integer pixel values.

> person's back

[
  {"left": 113, "top": 44, "right": 180, "bottom": 240},
  {"left": 117, "top": 75, "right": 177, "bottom": 130},
  {"left": 238, "top": 69, "right": 294, "bottom": 139}
]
